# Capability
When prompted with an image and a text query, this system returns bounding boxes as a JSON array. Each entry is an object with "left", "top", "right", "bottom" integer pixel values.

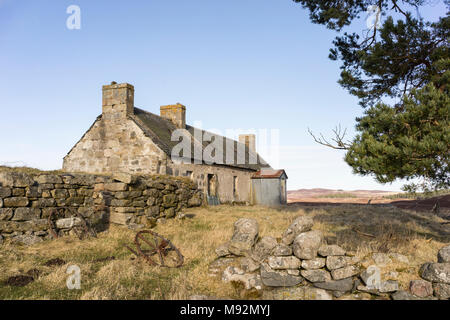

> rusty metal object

[
  {"left": 126, "top": 230, "right": 184, "bottom": 268},
  {"left": 47, "top": 208, "right": 60, "bottom": 239}
]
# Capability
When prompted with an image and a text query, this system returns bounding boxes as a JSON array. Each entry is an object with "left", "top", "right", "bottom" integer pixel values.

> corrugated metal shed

[{"left": 251, "top": 169, "right": 288, "bottom": 206}]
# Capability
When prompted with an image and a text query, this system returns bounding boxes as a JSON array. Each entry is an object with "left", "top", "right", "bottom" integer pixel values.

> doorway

[{"left": 207, "top": 174, "right": 220, "bottom": 205}]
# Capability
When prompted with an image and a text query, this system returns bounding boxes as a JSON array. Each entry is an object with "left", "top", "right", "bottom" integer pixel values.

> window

[{"left": 233, "top": 176, "right": 237, "bottom": 198}]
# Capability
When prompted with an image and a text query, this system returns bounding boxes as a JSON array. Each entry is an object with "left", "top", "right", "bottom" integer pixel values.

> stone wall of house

[
  {"left": 0, "top": 170, "right": 203, "bottom": 245},
  {"left": 167, "top": 163, "right": 255, "bottom": 204},
  {"left": 63, "top": 117, "right": 168, "bottom": 175}
]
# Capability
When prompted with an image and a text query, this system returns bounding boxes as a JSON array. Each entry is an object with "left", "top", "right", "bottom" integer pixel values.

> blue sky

[{"left": 0, "top": 0, "right": 446, "bottom": 191}]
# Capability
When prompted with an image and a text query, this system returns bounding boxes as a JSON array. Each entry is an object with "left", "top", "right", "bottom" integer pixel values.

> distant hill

[{"left": 287, "top": 188, "right": 401, "bottom": 204}]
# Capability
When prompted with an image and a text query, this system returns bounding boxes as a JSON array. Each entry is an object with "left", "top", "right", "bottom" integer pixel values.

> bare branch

[
  {"left": 391, "top": 0, "right": 408, "bottom": 17},
  {"left": 308, "top": 125, "right": 351, "bottom": 150}
]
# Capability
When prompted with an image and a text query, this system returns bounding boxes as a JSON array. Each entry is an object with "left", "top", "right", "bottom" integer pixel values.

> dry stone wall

[
  {"left": 209, "top": 217, "right": 450, "bottom": 300},
  {"left": 0, "top": 170, "right": 203, "bottom": 245}
]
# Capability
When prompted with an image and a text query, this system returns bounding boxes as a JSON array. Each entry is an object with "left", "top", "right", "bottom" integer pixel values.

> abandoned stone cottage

[{"left": 63, "top": 82, "right": 287, "bottom": 205}]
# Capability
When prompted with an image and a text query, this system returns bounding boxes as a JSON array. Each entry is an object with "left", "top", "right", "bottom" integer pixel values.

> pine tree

[{"left": 296, "top": 0, "right": 450, "bottom": 190}]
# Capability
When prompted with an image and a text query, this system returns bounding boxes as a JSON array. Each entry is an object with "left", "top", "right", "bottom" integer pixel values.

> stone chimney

[
  {"left": 160, "top": 103, "right": 186, "bottom": 129},
  {"left": 239, "top": 134, "right": 256, "bottom": 153},
  {"left": 102, "top": 82, "right": 134, "bottom": 120}
]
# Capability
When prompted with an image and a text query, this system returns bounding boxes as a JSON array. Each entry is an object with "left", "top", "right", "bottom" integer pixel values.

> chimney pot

[
  {"left": 239, "top": 134, "right": 256, "bottom": 153},
  {"left": 160, "top": 103, "right": 186, "bottom": 129}
]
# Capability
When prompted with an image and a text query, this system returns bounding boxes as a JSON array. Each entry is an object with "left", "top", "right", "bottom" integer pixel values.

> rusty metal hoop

[{"left": 126, "top": 230, "right": 184, "bottom": 268}]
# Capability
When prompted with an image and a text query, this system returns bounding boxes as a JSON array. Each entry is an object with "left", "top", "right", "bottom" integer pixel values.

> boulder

[
  {"left": 32, "top": 198, "right": 56, "bottom": 208},
  {"left": 112, "top": 172, "right": 136, "bottom": 184},
  {"left": 301, "top": 269, "right": 332, "bottom": 283},
  {"left": 239, "top": 257, "right": 260, "bottom": 273},
  {"left": 378, "top": 280, "right": 399, "bottom": 293},
  {"left": 104, "top": 182, "right": 128, "bottom": 192},
  {"left": 228, "top": 218, "right": 259, "bottom": 256},
  {"left": 55, "top": 217, "right": 83, "bottom": 229},
  {"left": 360, "top": 266, "right": 381, "bottom": 287},
  {"left": 292, "top": 230, "right": 323, "bottom": 260},
  {"left": 0, "top": 171, "right": 34, "bottom": 187},
  {"left": 11, "top": 234, "right": 43, "bottom": 246},
  {"left": 215, "top": 242, "right": 231, "bottom": 257},
  {"left": 372, "top": 253, "right": 392, "bottom": 266},
  {"left": 260, "top": 263, "right": 304, "bottom": 287},
  {"left": 250, "top": 236, "right": 277, "bottom": 262},
  {"left": 313, "top": 277, "right": 354, "bottom": 292},
  {"left": 318, "top": 244, "right": 346, "bottom": 257},
  {"left": 391, "top": 290, "right": 422, "bottom": 300},
  {"left": 268, "top": 256, "right": 301, "bottom": 270},
  {"left": 63, "top": 174, "right": 97, "bottom": 186},
  {"left": 303, "top": 288, "right": 333, "bottom": 300},
  {"left": 438, "top": 245, "right": 450, "bottom": 263},
  {"left": 51, "top": 189, "right": 68, "bottom": 199},
  {"left": 187, "top": 192, "right": 203, "bottom": 207},
  {"left": 3, "top": 197, "right": 29, "bottom": 207},
  {"left": 0, "top": 208, "right": 14, "bottom": 221},
  {"left": 208, "top": 257, "right": 236, "bottom": 277},
  {"left": 331, "top": 265, "right": 360, "bottom": 280},
  {"left": 162, "top": 194, "right": 177, "bottom": 208},
  {"left": 109, "top": 212, "right": 133, "bottom": 225},
  {"left": 301, "top": 257, "right": 326, "bottom": 270},
  {"left": 356, "top": 284, "right": 381, "bottom": 295},
  {"left": 222, "top": 266, "right": 262, "bottom": 290},
  {"left": 35, "top": 174, "right": 62, "bottom": 184},
  {"left": 326, "top": 256, "right": 357, "bottom": 270},
  {"left": 25, "top": 186, "right": 40, "bottom": 198},
  {"left": 286, "top": 269, "right": 300, "bottom": 276},
  {"left": 409, "top": 280, "right": 433, "bottom": 298},
  {"left": 272, "top": 244, "right": 292, "bottom": 256},
  {"left": 420, "top": 263, "right": 450, "bottom": 284},
  {"left": 281, "top": 215, "right": 314, "bottom": 245},
  {"left": 0, "top": 187, "right": 12, "bottom": 198},
  {"left": 12, "top": 208, "right": 41, "bottom": 221},
  {"left": 432, "top": 282, "right": 450, "bottom": 300}
]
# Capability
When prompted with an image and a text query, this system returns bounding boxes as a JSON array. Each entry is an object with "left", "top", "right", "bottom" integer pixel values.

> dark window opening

[{"left": 207, "top": 174, "right": 218, "bottom": 197}]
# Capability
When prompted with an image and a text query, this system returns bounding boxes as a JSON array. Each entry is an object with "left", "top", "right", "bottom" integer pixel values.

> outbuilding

[{"left": 251, "top": 169, "right": 288, "bottom": 206}]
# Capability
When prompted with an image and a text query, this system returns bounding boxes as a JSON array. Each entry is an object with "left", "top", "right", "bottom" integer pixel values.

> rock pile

[
  {"left": 411, "top": 245, "right": 450, "bottom": 300},
  {"left": 210, "top": 216, "right": 450, "bottom": 300}
]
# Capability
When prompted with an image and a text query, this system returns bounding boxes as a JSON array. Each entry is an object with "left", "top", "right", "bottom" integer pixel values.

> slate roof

[{"left": 130, "top": 107, "right": 271, "bottom": 171}]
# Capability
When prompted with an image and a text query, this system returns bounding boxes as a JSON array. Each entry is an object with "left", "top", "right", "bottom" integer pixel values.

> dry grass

[
  {"left": 0, "top": 204, "right": 449, "bottom": 300},
  {"left": 0, "top": 166, "right": 62, "bottom": 175}
]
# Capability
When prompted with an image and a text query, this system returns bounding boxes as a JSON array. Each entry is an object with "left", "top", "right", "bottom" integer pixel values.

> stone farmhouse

[{"left": 63, "top": 82, "right": 287, "bottom": 205}]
